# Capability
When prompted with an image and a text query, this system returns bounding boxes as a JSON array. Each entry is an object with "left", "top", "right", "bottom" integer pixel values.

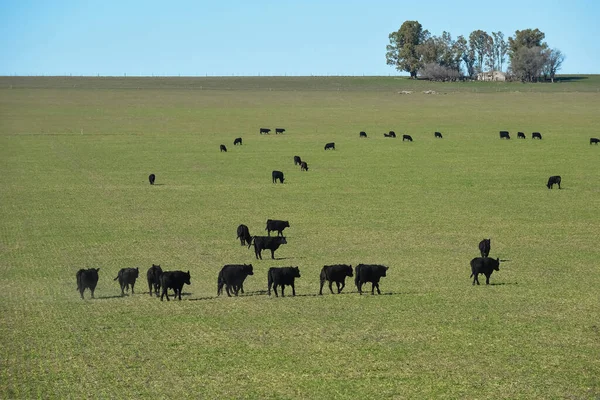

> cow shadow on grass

[
  {"left": 556, "top": 76, "right": 587, "bottom": 82},
  {"left": 95, "top": 295, "right": 128, "bottom": 300},
  {"left": 489, "top": 282, "right": 518, "bottom": 286}
]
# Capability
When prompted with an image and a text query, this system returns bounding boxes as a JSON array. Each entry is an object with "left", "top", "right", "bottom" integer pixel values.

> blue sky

[{"left": 1, "top": 0, "right": 598, "bottom": 76}]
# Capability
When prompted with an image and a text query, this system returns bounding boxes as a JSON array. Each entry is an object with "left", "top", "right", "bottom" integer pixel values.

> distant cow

[
  {"left": 319, "top": 264, "right": 353, "bottom": 295},
  {"left": 591, "top": 138, "right": 600, "bottom": 145},
  {"left": 355, "top": 264, "right": 388, "bottom": 295},
  {"left": 532, "top": 132, "right": 542, "bottom": 139},
  {"left": 402, "top": 134, "right": 413, "bottom": 142},
  {"left": 547, "top": 175, "right": 561, "bottom": 189},
  {"left": 220, "top": 144, "right": 227, "bottom": 152},
  {"left": 260, "top": 128, "right": 271, "bottom": 134},
  {"left": 384, "top": 131, "right": 396, "bottom": 138},
  {"left": 478, "top": 238, "right": 491, "bottom": 258},
  {"left": 236, "top": 224, "right": 252, "bottom": 246},
  {"left": 434, "top": 131, "right": 443, "bottom": 139},
  {"left": 147, "top": 264, "right": 163, "bottom": 297},
  {"left": 293, "top": 155, "right": 302, "bottom": 165},
  {"left": 250, "top": 236, "right": 287, "bottom": 260},
  {"left": 268, "top": 266, "right": 301, "bottom": 297},
  {"left": 76, "top": 268, "right": 100, "bottom": 299},
  {"left": 272, "top": 170, "right": 284, "bottom": 184},
  {"left": 517, "top": 132, "right": 526, "bottom": 139},
  {"left": 114, "top": 267, "right": 139, "bottom": 296},
  {"left": 499, "top": 131, "right": 510, "bottom": 139},
  {"left": 149, "top": 173, "right": 156, "bottom": 185},
  {"left": 300, "top": 161, "right": 308, "bottom": 171},
  {"left": 266, "top": 219, "right": 289, "bottom": 236},
  {"left": 217, "top": 264, "right": 254, "bottom": 297},
  {"left": 324, "top": 142, "right": 335, "bottom": 150},
  {"left": 470, "top": 257, "right": 501, "bottom": 285},
  {"left": 275, "top": 128, "right": 285, "bottom": 134},
  {"left": 360, "top": 131, "right": 367, "bottom": 138},
  {"left": 234, "top": 137, "right": 242, "bottom": 145},
  {"left": 160, "top": 270, "right": 191, "bottom": 301}
]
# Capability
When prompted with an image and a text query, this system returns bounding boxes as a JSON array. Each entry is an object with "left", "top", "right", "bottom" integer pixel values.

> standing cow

[
  {"left": 147, "top": 264, "right": 163, "bottom": 297},
  {"left": 220, "top": 144, "right": 227, "bottom": 152},
  {"left": 319, "top": 264, "right": 353, "bottom": 295},
  {"left": 236, "top": 224, "right": 252, "bottom": 246},
  {"left": 355, "top": 264, "right": 388, "bottom": 295},
  {"left": 547, "top": 176, "right": 562, "bottom": 189},
  {"left": 160, "top": 270, "right": 191, "bottom": 301},
  {"left": 300, "top": 161, "right": 308, "bottom": 171},
  {"left": 470, "top": 257, "right": 501, "bottom": 285},
  {"left": 272, "top": 170, "right": 284, "bottom": 184},
  {"left": 76, "top": 268, "right": 100, "bottom": 299},
  {"left": 402, "top": 134, "right": 413, "bottom": 142},
  {"left": 517, "top": 132, "right": 526, "bottom": 139},
  {"left": 266, "top": 219, "right": 289, "bottom": 236},
  {"left": 360, "top": 131, "right": 367, "bottom": 138},
  {"left": 234, "top": 137, "right": 242, "bottom": 145},
  {"left": 434, "top": 131, "right": 443, "bottom": 139},
  {"left": 293, "top": 155, "right": 302, "bottom": 165},
  {"left": 324, "top": 142, "right": 335, "bottom": 150},
  {"left": 532, "top": 132, "right": 542, "bottom": 139},
  {"left": 250, "top": 236, "right": 287, "bottom": 260},
  {"left": 590, "top": 138, "right": 599, "bottom": 145},
  {"left": 275, "top": 128, "right": 285, "bottom": 134},
  {"left": 114, "top": 267, "right": 139, "bottom": 296},
  {"left": 149, "top": 173, "right": 156, "bottom": 185},
  {"left": 217, "top": 264, "right": 254, "bottom": 297},
  {"left": 499, "top": 131, "right": 511, "bottom": 139},
  {"left": 260, "top": 128, "right": 271, "bottom": 134},
  {"left": 267, "top": 266, "right": 301, "bottom": 297},
  {"left": 478, "top": 238, "right": 491, "bottom": 258}
]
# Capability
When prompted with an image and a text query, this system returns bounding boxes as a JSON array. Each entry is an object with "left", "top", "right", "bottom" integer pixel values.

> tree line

[{"left": 386, "top": 21, "right": 565, "bottom": 82}]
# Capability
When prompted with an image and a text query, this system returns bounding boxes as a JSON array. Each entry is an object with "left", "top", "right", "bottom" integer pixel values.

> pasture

[{"left": 1, "top": 76, "right": 599, "bottom": 399}]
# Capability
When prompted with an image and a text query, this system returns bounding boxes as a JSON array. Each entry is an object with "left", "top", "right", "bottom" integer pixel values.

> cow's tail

[
  {"left": 267, "top": 268, "right": 273, "bottom": 294},
  {"left": 113, "top": 275, "right": 119, "bottom": 281},
  {"left": 247, "top": 237, "right": 254, "bottom": 249}
]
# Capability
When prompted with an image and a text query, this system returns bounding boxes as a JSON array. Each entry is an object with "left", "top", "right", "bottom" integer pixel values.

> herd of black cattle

[{"left": 74, "top": 129, "right": 599, "bottom": 300}]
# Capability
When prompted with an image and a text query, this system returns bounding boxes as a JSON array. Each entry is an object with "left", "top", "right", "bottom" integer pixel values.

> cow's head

[
  {"left": 278, "top": 237, "right": 287, "bottom": 244},
  {"left": 292, "top": 266, "right": 301, "bottom": 277},
  {"left": 245, "top": 264, "right": 254, "bottom": 275},
  {"left": 184, "top": 271, "right": 191, "bottom": 285},
  {"left": 493, "top": 258, "right": 500, "bottom": 271},
  {"left": 346, "top": 265, "right": 353, "bottom": 277},
  {"left": 283, "top": 221, "right": 290, "bottom": 228}
]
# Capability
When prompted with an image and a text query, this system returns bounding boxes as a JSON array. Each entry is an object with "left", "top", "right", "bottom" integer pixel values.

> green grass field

[{"left": 1, "top": 76, "right": 599, "bottom": 399}]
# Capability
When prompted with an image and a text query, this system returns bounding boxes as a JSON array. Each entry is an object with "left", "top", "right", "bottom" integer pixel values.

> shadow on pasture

[
  {"left": 556, "top": 76, "right": 587, "bottom": 82},
  {"left": 151, "top": 183, "right": 166, "bottom": 186},
  {"left": 95, "top": 295, "right": 127, "bottom": 300},
  {"left": 489, "top": 282, "right": 518, "bottom": 286}
]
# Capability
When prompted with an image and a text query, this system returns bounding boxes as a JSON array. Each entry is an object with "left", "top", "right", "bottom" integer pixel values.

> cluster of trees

[{"left": 386, "top": 21, "right": 565, "bottom": 82}]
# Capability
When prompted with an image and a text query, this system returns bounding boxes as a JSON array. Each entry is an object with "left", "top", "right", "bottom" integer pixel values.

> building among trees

[{"left": 477, "top": 71, "right": 506, "bottom": 81}]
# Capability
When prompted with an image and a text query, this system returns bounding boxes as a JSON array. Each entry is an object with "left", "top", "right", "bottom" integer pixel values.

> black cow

[
  {"left": 272, "top": 170, "right": 284, "bottom": 184},
  {"left": 236, "top": 224, "right": 252, "bottom": 246},
  {"left": 532, "top": 132, "right": 542, "bottom": 140},
  {"left": 260, "top": 128, "right": 271, "bottom": 134},
  {"left": 217, "top": 264, "right": 254, "bottom": 297},
  {"left": 293, "top": 155, "right": 302, "bottom": 165},
  {"left": 499, "top": 131, "right": 510, "bottom": 139},
  {"left": 434, "top": 131, "right": 443, "bottom": 139},
  {"left": 234, "top": 137, "right": 242, "bottom": 145},
  {"left": 250, "top": 236, "right": 287, "bottom": 260},
  {"left": 220, "top": 144, "right": 227, "bottom": 152},
  {"left": 355, "top": 264, "right": 388, "bottom": 295},
  {"left": 267, "top": 266, "right": 301, "bottom": 297},
  {"left": 266, "top": 219, "right": 289, "bottom": 236},
  {"left": 275, "top": 128, "right": 285, "bottom": 134},
  {"left": 547, "top": 175, "right": 561, "bottom": 189},
  {"left": 402, "top": 134, "right": 413, "bottom": 142},
  {"left": 470, "top": 257, "right": 501, "bottom": 285},
  {"left": 478, "top": 238, "right": 491, "bottom": 258},
  {"left": 591, "top": 138, "right": 600, "bottom": 145},
  {"left": 149, "top": 173, "right": 156, "bottom": 185},
  {"left": 384, "top": 131, "right": 396, "bottom": 138},
  {"left": 319, "top": 264, "right": 353, "bottom": 295},
  {"left": 517, "top": 132, "right": 526, "bottom": 139},
  {"left": 324, "top": 142, "right": 335, "bottom": 150},
  {"left": 160, "top": 270, "right": 191, "bottom": 301},
  {"left": 114, "top": 267, "right": 139, "bottom": 296},
  {"left": 76, "top": 268, "right": 100, "bottom": 299},
  {"left": 300, "top": 161, "right": 308, "bottom": 171},
  {"left": 360, "top": 131, "right": 367, "bottom": 138},
  {"left": 147, "top": 264, "right": 163, "bottom": 297}
]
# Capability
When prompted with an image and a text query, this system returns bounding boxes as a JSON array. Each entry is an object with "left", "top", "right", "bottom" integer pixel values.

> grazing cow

[
  {"left": 266, "top": 219, "right": 289, "bottom": 236},
  {"left": 470, "top": 257, "right": 501, "bottom": 285},
  {"left": 402, "top": 134, "right": 413, "bottom": 142},
  {"left": 160, "top": 270, "right": 191, "bottom": 301},
  {"left": 217, "top": 264, "right": 254, "bottom": 297},
  {"left": 517, "top": 132, "right": 526, "bottom": 139},
  {"left": 234, "top": 137, "right": 242, "bottom": 145},
  {"left": 114, "top": 267, "right": 139, "bottom": 296},
  {"left": 149, "top": 173, "right": 156, "bottom": 185},
  {"left": 547, "top": 175, "right": 561, "bottom": 189},
  {"left": 355, "top": 264, "right": 388, "bottom": 295},
  {"left": 272, "top": 170, "right": 284, "bottom": 184},
  {"left": 220, "top": 144, "right": 227, "bottom": 152},
  {"left": 360, "top": 131, "right": 367, "bottom": 138},
  {"left": 319, "top": 264, "right": 353, "bottom": 295},
  {"left": 434, "top": 131, "right": 443, "bottom": 139},
  {"left": 384, "top": 131, "right": 396, "bottom": 138},
  {"left": 260, "top": 128, "right": 271, "bottom": 134},
  {"left": 293, "top": 155, "right": 302, "bottom": 165},
  {"left": 147, "top": 264, "right": 163, "bottom": 297},
  {"left": 76, "top": 268, "right": 100, "bottom": 299},
  {"left": 590, "top": 138, "right": 600, "bottom": 145},
  {"left": 532, "top": 132, "right": 542, "bottom": 139},
  {"left": 324, "top": 142, "right": 335, "bottom": 150},
  {"left": 499, "top": 131, "right": 510, "bottom": 139},
  {"left": 275, "top": 128, "right": 285, "bottom": 134},
  {"left": 478, "top": 238, "right": 491, "bottom": 258},
  {"left": 236, "top": 224, "right": 252, "bottom": 246},
  {"left": 300, "top": 161, "right": 308, "bottom": 171},
  {"left": 267, "top": 266, "right": 301, "bottom": 297},
  {"left": 250, "top": 236, "right": 287, "bottom": 260}
]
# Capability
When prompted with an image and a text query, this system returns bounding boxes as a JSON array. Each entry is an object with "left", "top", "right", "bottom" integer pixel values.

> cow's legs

[
  {"left": 338, "top": 281, "right": 344, "bottom": 293},
  {"left": 485, "top": 274, "right": 491, "bottom": 285},
  {"left": 270, "top": 249, "right": 275, "bottom": 259},
  {"left": 281, "top": 285, "right": 285, "bottom": 297},
  {"left": 131, "top": 282, "right": 135, "bottom": 295},
  {"left": 90, "top": 288, "right": 95, "bottom": 298},
  {"left": 375, "top": 283, "right": 381, "bottom": 295},
  {"left": 558, "top": 182, "right": 561, "bottom": 189},
  {"left": 273, "top": 285, "right": 279, "bottom": 297},
  {"left": 329, "top": 281, "right": 334, "bottom": 294},
  {"left": 357, "top": 282, "right": 363, "bottom": 295},
  {"left": 291, "top": 284, "right": 296, "bottom": 296}
]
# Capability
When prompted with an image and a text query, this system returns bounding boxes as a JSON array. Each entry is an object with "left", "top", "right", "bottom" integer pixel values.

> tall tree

[
  {"left": 469, "top": 30, "right": 493, "bottom": 73},
  {"left": 456, "top": 35, "right": 475, "bottom": 78},
  {"left": 386, "top": 21, "right": 428, "bottom": 78},
  {"left": 508, "top": 29, "right": 546, "bottom": 54},
  {"left": 543, "top": 48, "right": 565, "bottom": 82},
  {"left": 510, "top": 46, "right": 546, "bottom": 82},
  {"left": 491, "top": 31, "right": 508, "bottom": 71}
]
